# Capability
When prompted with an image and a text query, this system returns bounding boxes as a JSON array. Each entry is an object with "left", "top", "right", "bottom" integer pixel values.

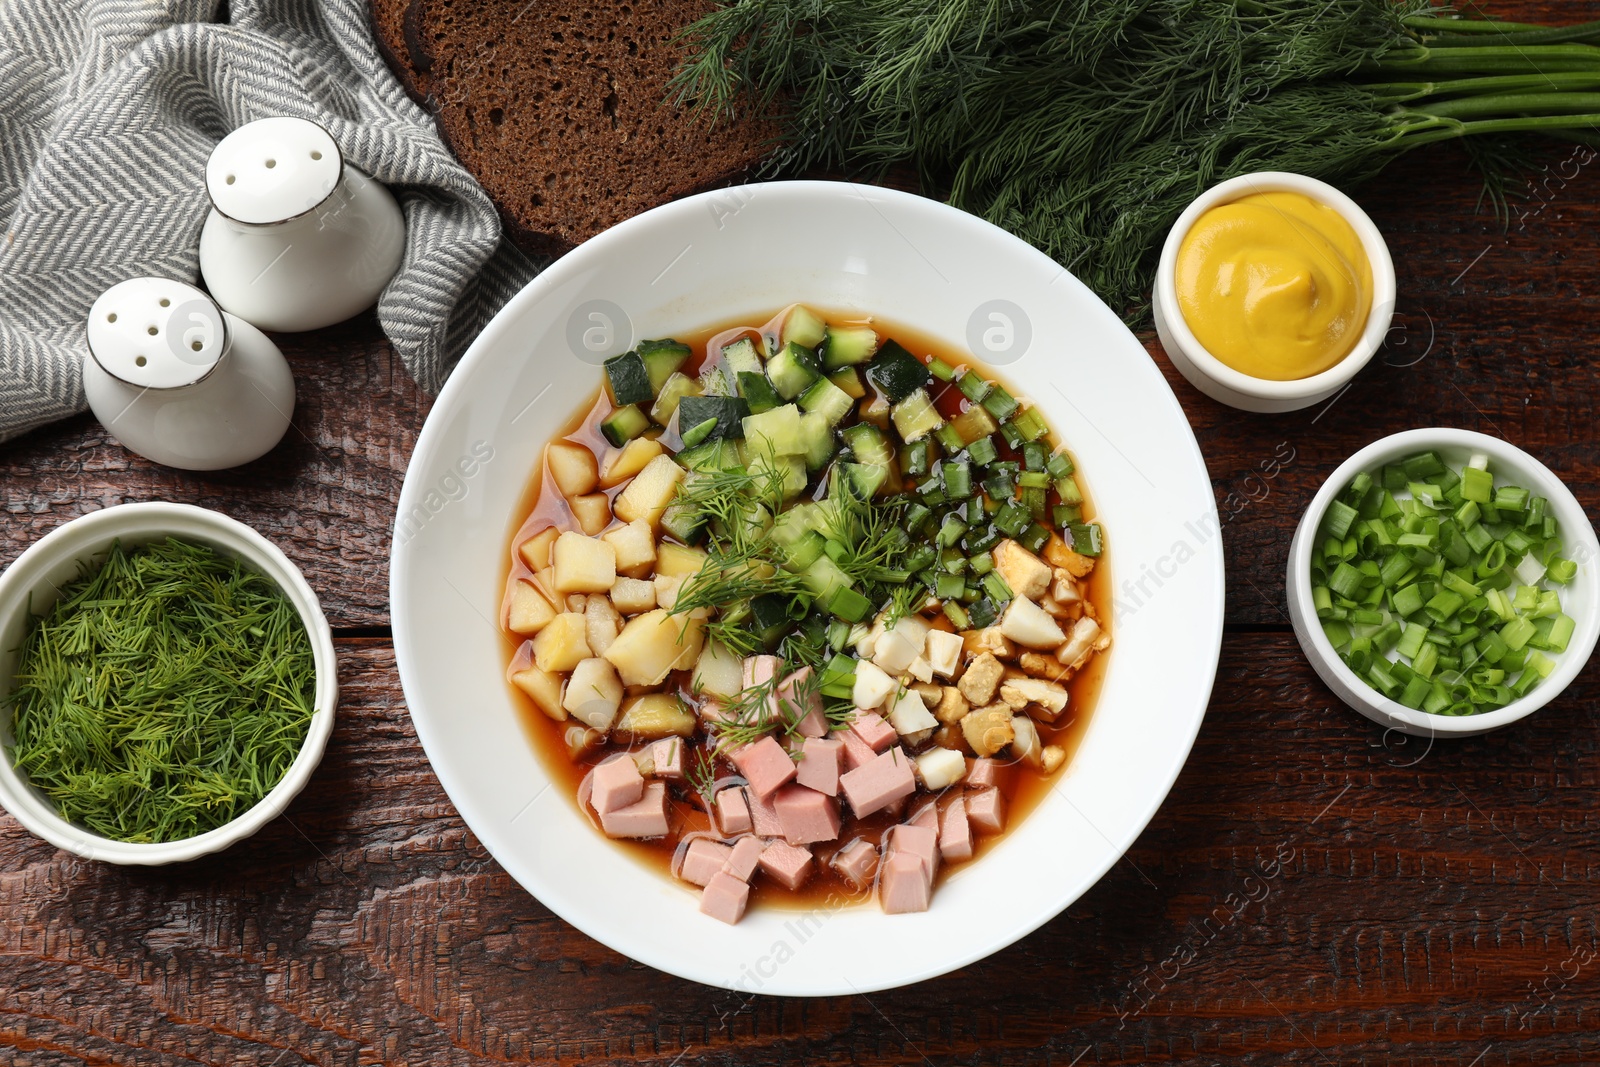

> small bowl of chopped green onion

[
  {"left": 0, "top": 502, "right": 337, "bottom": 863},
  {"left": 1288, "top": 429, "right": 1598, "bottom": 738}
]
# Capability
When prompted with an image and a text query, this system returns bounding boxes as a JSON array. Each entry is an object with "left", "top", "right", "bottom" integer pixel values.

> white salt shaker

[
  {"left": 83, "top": 278, "right": 296, "bottom": 470},
  {"left": 198, "top": 116, "right": 406, "bottom": 332}
]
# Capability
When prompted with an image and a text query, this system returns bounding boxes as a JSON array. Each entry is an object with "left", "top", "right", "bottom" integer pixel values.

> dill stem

[
  {"left": 1362, "top": 73, "right": 1600, "bottom": 104},
  {"left": 1420, "top": 92, "right": 1600, "bottom": 120},
  {"left": 1405, "top": 16, "right": 1600, "bottom": 47}
]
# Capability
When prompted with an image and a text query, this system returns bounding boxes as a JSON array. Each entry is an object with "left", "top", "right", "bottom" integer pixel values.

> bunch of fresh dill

[
  {"left": 6, "top": 538, "right": 316, "bottom": 844},
  {"left": 674, "top": 1, "right": 1600, "bottom": 318}
]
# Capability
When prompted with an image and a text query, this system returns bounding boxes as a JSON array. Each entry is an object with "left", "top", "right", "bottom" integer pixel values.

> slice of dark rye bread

[{"left": 370, "top": 0, "right": 779, "bottom": 258}]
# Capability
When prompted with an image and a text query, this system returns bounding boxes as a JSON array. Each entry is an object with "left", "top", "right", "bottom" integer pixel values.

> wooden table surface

[{"left": 7, "top": 16, "right": 1600, "bottom": 1066}]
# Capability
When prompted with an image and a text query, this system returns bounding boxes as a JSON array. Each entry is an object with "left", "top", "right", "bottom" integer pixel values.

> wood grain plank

[{"left": 3, "top": 636, "right": 1596, "bottom": 1065}]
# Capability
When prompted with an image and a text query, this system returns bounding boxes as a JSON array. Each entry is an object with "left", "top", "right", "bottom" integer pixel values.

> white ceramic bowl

[
  {"left": 1152, "top": 171, "right": 1396, "bottom": 412},
  {"left": 0, "top": 503, "right": 338, "bottom": 863},
  {"left": 391, "top": 180, "right": 1225, "bottom": 995},
  {"left": 1287, "top": 428, "right": 1599, "bottom": 738}
]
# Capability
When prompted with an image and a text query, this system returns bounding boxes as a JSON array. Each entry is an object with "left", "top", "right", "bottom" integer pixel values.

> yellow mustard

[{"left": 1175, "top": 190, "right": 1372, "bottom": 381}]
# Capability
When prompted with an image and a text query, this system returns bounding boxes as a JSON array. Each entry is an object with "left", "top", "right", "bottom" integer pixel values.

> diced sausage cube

[
  {"left": 758, "top": 840, "right": 815, "bottom": 890},
  {"left": 967, "top": 786, "right": 1006, "bottom": 834},
  {"left": 838, "top": 727, "right": 877, "bottom": 771},
  {"left": 908, "top": 801, "right": 939, "bottom": 832},
  {"left": 831, "top": 839, "right": 879, "bottom": 890},
  {"left": 716, "top": 787, "right": 752, "bottom": 835},
  {"left": 838, "top": 747, "right": 917, "bottom": 818},
  {"left": 966, "top": 758, "right": 1002, "bottom": 791},
  {"left": 599, "top": 781, "right": 669, "bottom": 838},
  {"left": 772, "top": 784, "right": 842, "bottom": 845},
  {"left": 850, "top": 711, "right": 898, "bottom": 753},
  {"left": 795, "top": 736, "right": 843, "bottom": 796},
  {"left": 722, "top": 835, "right": 765, "bottom": 882},
  {"left": 747, "top": 786, "right": 785, "bottom": 837},
  {"left": 730, "top": 735, "right": 797, "bottom": 798},
  {"left": 939, "top": 796, "right": 973, "bottom": 862},
  {"left": 590, "top": 755, "right": 644, "bottom": 815},
  {"left": 778, "top": 667, "right": 828, "bottom": 737},
  {"left": 887, "top": 823, "right": 940, "bottom": 888},
  {"left": 678, "top": 837, "right": 734, "bottom": 887},
  {"left": 699, "top": 871, "right": 751, "bottom": 925},
  {"left": 645, "top": 737, "right": 684, "bottom": 778},
  {"left": 879, "top": 852, "right": 931, "bottom": 914}
]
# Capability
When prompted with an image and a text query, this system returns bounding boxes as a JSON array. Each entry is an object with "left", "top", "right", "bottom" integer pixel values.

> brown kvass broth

[{"left": 500, "top": 309, "right": 1110, "bottom": 909}]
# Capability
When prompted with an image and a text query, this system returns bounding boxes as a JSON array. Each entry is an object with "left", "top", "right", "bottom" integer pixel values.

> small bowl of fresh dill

[{"left": 0, "top": 502, "right": 337, "bottom": 863}]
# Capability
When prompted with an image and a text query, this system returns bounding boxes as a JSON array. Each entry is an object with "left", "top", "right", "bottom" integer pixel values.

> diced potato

[
  {"left": 915, "top": 747, "right": 967, "bottom": 791},
  {"left": 671, "top": 614, "right": 708, "bottom": 670},
  {"left": 692, "top": 639, "right": 744, "bottom": 699},
  {"left": 511, "top": 665, "right": 565, "bottom": 721},
  {"left": 610, "top": 576, "right": 656, "bottom": 615},
  {"left": 533, "top": 566, "right": 559, "bottom": 602},
  {"left": 999, "top": 597, "right": 1066, "bottom": 649},
  {"left": 1044, "top": 533, "right": 1096, "bottom": 577},
  {"left": 564, "top": 723, "right": 605, "bottom": 760},
  {"left": 563, "top": 657, "right": 623, "bottom": 730},
  {"left": 566, "top": 594, "right": 588, "bottom": 613},
  {"left": 933, "top": 723, "right": 971, "bottom": 755},
  {"left": 546, "top": 440, "right": 599, "bottom": 498},
  {"left": 911, "top": 682, "right": 943, "bottom": 708},
  {"left": 1050, "top": 569, "right": 1083, "bottom": 605},
  {"left": 925, "top": 630, "right": 963, "bottom": 679},
  {"left": 993, "top": 539, "right": 1052, "bottom": 601},
  {"left": 1011, "top": 715, "right": 1042, "bottom": 766},
  {"left": 602, "top": 609, "right": 705, "bottom": 686},
  {"left": 553, "top": 531, "right": 617, "bottom": 594},
  {"left": 602, "top": 519, "right": 656, "bottom": 577},
  {"left": 908, "top": 656, "right": 933, "bottom": 683},
  {"left": 1000, "top": 675, "right": 1070, "bottom": 721},
  {"left": 614, "top": 693, "right": 697, "bottom": 739},
  {"left": 888, "top": 687, "right": 938, "bottom": 736},
  {"left": 957, "top": 652, "right": 1004, "bottom": 706},
  {"left": 613, "top": 454, "right": 684, "bottom": 526},
  {"left": 532, "top": 612, "right": 592, "bottom": 673},
  {"left": 934, "top": 686, "right": 969, "bottom": 724},
  {"left": 507, "top": 580, "right": 558, "bottom": 635},
  {"left": 517, "top": 527, "right": 559, "bottom": 572},
  {"left": 585, "top": 595, "right": 622, "bottom": 657},
  {"left": 961, "top": 627, "right": 1016, "bottom": 661},
  {"left": 655, "top": 541, "right": 710, "bottom": 579},
  {"left": 653, "top": 574, "right": 685, "bottom": 611},
  {"left": 1041, "top": 744, "right": 1067, "bottom": 775},
  {"left": 961, "top": 704, "right": 1015, "bottom": 757},
  {"left": 600, "top": 437, "right": 666, "bottom": 488},
  {"left": 1019, "top": 651, "right": 1071, "bottom": 683},
  {"left": 571, "top": 492, "right": 612, "bottom": 536}
]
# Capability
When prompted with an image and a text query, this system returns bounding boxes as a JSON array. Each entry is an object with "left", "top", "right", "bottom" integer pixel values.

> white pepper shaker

[
  {"left": 198, "top": 116, "right": 406, "bottom": 332},
  {"left": 83, "top": 278, "right": 295, "bottom": 470}
]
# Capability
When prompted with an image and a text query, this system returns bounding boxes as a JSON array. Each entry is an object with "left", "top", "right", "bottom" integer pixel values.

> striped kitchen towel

[{"left": 0, "top": 0, "right": 536, "bottom": 444}]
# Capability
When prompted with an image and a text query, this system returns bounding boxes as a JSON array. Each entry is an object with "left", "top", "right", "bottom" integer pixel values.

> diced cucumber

[
  {"left": 827, "top": 585, "right": 874, "bottom": 623},
  {"left": 801, "top": 554, "right": 853, "bottom": 604},
  {"left": 865, "top": 339, "right": 930, "bottom": 403},
  {"left": 859, "top": 395, "right": 891, "bottom": 430},
  {"left": 751, "top": 593, "right": 794, "bottom": 646},
  {"left": 840, "top": 423, "right": 893, "bottom": 469},
  {"left": 798, "top": 410, "right": 837, "bottom": 471},
  {"left": 600, "top": 404, "right": 651, "bottom": 446},
  {"left": 675, "top": 438, "right": 742, "bottom": 472},
  {"left": 677, "top": 395, "right": 750, "bottom": 442},
  {"left": 660, "top": 495, "right": 705, "bottom": 544},
  {"left": 649, "top": 370, "right": 701, "bottom": 424},
  {"left": 680, "top": 417, "right": 719, "bottom": 449},
  {"left": 799, "top": 375, "right": 854, "bottom": 426},
  {"left": 741, "top": 403, "right": 805, "bottom": 458},
  {"left": 699, "top": 364, "right": 734, "bottom": 397},
  {"left": 840, "top": 461, "right": 888, "bottom": 498},
  {"left": 767, "top": 341, "right": 822, "bottom": 400},
  {"left": 771, "top": 502, "right": 825, "bottom": 554},
  {"left": 750, "top": 452, "right": 808, "bottom": 500},
  {"left": 782, "top": 529, "right": 827, "bottom": 570},
  {"left": 821, "top": 325, "right": 879, "bottom": 370},
  {"left": 603, "top": 351, "right": 652, "bottom": 406},
  {"left": 828, "top": 367, "right": 866, "bottom": 399},
  {"left": 783, "top": 305, "right": 829, "bottom": 349},
  {"left": 737, "top": 371, "right": 782, "bottom": 414},
  {"left": 721, "top": 336, "right": 763, "bottom": 379},
  {"left": 949, "top": 404, "right": 998, "bottom": 445},
  {"left": 637, "top": 339, "right": 691, "bottom": 393},
  {"left": 890, "top": 388, "right": 944, "bottom": 442}
]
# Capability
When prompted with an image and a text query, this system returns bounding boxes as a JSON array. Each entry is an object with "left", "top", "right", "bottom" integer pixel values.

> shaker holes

[
  {"left": 107, "top": 313, "right": 117, "bottom": 323},
  {"left": 310, "top": 150, "right": 322, "bottom": 160},
  {"left": 135, "top": 356, "right": 147, "bottom": 367},
  {"left": 265, "top": 159, "right": 276, "bottom": 168},
  {"left": 147, "top": 326, "right": 158, "bottom": 336}
]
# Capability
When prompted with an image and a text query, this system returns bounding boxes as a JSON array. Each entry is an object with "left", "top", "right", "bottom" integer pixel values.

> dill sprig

[
  {"left": 5, "top": 539, "right": 315, "bottom": 844},
  {"left": 686, "top": 747, "right": 718, "bottom": 808},
  {"left": 707, "top": 661, "right": 826, "bottom": 757},
  {"left": 673, "top": 1, "right": 1600, "bottom": 319}
]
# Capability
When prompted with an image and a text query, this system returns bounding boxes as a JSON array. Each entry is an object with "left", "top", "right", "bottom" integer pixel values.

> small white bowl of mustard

[{"left": 1152, "top": 171, "right": 1396, "bottom": 413}]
